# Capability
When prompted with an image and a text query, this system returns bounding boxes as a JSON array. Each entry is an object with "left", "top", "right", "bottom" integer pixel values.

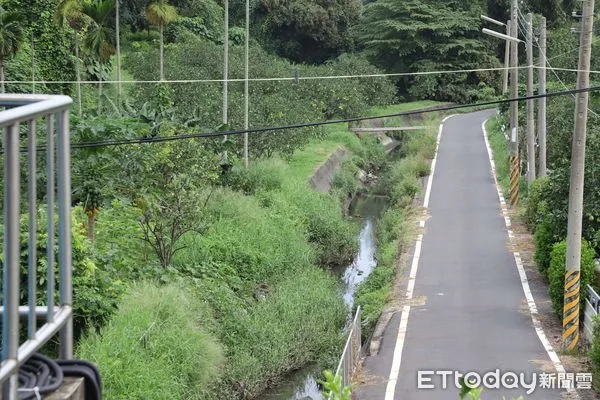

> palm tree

[
  {"left": 57, "top": 0, "right": 87, "bottom": 115},
  {"left": 0, "top": 6, "right": 23, "bottom": 93},
  {"left": 146, "top": 0, "right": 178, "bottom": 81},
  {"left": 81, "top": 0, "right": 116, "bottom": 109}
]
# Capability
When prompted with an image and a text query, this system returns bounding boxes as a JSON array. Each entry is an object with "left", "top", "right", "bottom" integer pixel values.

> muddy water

[{"left": 262, "top": 195, "right": 387, "bottom": 400}]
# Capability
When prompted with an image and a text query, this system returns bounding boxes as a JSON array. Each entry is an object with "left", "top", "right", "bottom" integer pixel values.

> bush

[
  {"left": 77, "top": 283, "right": 224, "bottom": 400},
  {"left": 266, "top": 184, "right": 358, "bottom": 268},
  {"left": 173, "top": 188, "right": 316, "bottom": 284},
  {"left": 0, "top": 209, "right": 126, "bottom": 336},
  {"left": 547, "top": 240, "right": 597, "bottom": 317},
  {"left": 589, "top": 316, "right": 600, "bottom": 391},
  {"left": 224, "top": 158, "right": 288, "bottom": 195},
  {"left": 534, "top": 218, "right": 557, "bottom": 277},
  {"left": 332, "top": 160, "right": 360, "bottom": 197},
  {"left": 523, "top": 177, "right": 549, "bottom": 232}
]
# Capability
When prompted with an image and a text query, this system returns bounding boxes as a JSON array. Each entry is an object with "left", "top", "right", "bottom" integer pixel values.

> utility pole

[
  {"left": 222, "top": 0, "right": 229, "bottom": 164},
  {"left": 503, "top": 20, "right": 511, "bottom": 95},
  {"left": 509, "top": 0, "right": 520, "bottom": 207},
  {"left": 526, "top": 13, "right": 536, "bottom": 186},
  {"left": 538, "top": 17, "right": 547, "bottom": 178},
  {"left": 116, "top": 0, "right": 122, "bottom": 105},
  {"left": 243, "top": 0, "right": 249, "bottom": 167},
  {"left": 31, "top": 32, "right": 35, "bottom": 94},
  {"left": 563, "top": 0, "right": 595, "bottom": 351}
]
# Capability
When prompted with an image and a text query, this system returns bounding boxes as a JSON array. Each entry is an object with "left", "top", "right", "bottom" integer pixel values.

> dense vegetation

[{"left": 2, "top": 0, "right": 594, "bottom": 397}]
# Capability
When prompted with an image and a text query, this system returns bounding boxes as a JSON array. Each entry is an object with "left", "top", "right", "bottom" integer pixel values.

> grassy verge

[
  {"left": 355, "top": 116, "right": 440, "bottom": 337},
  {"left": 484, "top": 116, "right": 511, "bottom": 193}
]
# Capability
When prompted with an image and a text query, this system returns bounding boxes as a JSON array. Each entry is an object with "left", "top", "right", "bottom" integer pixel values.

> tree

[
  {"left": 146, "top": 0, "right": 178, "bottom": 81},
  {"left": 359, "top": 0, "right": 497, "bottom": 102},
  {"left": 82, "top": 0, "right": 116, "bottom": 109},
  {"left": 57, "top": 0, "right": 88, "bottom": 115},
  {"left": 255, "top": 0, "right": 361, "bottom": 63},
  {"left": 0, "top": 6, "right": 23, "bottom": 93}
]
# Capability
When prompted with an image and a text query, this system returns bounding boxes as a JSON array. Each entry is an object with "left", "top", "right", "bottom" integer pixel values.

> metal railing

[
  {"left": 333, "top": 307, "right": 362, "bottom": 392},
  {"left": 583, "top": 284, "right": 600, "bottom": 343},
  {"left": 0, "top": 94, "right": 73, "bottom": 399}
]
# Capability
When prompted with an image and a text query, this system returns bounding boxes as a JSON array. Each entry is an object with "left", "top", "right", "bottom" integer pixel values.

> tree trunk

[
  {"left": 1, "top": 60, "right": 5, "bottom": 93},
  {"left": 75, "top": 34, "right": 82, "bottom": 116},
  {"left": 159, "top": 24, "right": 164, "bottom": 81},
  {"left": 87, "top": 212, "right": 95, "bottom": 241}
]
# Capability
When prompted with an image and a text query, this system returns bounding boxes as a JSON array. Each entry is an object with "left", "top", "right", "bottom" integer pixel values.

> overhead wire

[
  {"left": 19, "top": 85, "right": 597, "bottom": 152},
  {"left": 2, "top": 66, "right": 527, "bottom": 85},
  {"left": 517, "top": 6, "right": 600, "bottom": 118}
]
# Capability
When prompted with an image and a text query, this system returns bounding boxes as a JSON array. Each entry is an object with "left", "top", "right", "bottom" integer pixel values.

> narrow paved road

[{"left": 356, "top": 110, "right": 565, "bottom": 400}]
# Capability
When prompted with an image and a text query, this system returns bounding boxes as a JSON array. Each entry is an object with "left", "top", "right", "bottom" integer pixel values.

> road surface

[{"left": 356, "top": 110, "right": 567, "bottom": 400}]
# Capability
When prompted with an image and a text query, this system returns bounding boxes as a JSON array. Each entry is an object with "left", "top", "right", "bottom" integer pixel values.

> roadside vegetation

[{"left": 3, "top": 0, "right": 594, "bottom": 398}]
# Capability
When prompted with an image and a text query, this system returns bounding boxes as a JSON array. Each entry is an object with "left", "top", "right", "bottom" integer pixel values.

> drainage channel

[{"left": 262, "top": 194, "right": 387, "bottom": 400}]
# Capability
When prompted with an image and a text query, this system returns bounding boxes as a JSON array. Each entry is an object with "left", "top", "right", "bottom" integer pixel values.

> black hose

[{"left": 17, "top": 353, "right": 64, "bottom": 400}]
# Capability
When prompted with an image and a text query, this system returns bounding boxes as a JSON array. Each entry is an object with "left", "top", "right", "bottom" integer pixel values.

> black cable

[
  {"left": 66, "top": 85, "right": 600, "bottom": 150},
  {"left": 6, "top": 84, "right": 600, "bottom": 154}
]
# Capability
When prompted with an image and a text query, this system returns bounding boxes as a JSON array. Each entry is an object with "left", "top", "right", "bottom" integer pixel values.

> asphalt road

[{"left": 356, "top": 110, "right": 565, "bottom": 400}]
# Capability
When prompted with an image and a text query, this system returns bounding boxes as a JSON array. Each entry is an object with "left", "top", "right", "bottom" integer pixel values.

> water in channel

[{"left": 262, "top": 195, "right": 387, "bottom": 400}]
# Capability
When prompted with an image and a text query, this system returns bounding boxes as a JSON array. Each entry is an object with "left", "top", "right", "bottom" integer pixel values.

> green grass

[
  {"left": 485, "top": 116, "right": 511, "bottom": 193},
  {"left": 77, "top": 282, "right": 224, "bottom": 400}
]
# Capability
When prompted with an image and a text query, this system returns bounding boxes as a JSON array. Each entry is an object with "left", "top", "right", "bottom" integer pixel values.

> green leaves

[
  {"left": 359, "top": 0, "right": 497, "bottom": 102},
  {"left": 320, "top": 370, "right": 352, "bottom": 400}
]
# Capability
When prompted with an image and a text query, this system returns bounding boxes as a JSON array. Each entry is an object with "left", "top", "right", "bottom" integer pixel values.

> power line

[
  {"left": 56, "top": 85, "right": 600, "bottom": 151},
  {"left": 3, "top": 67, "right": 525, "bottom": 86},
  {"left": 517, "top": 7, "right": 600, "bottom": 118}
]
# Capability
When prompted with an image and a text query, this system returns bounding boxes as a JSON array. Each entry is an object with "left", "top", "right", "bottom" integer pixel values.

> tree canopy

[
  {"left": 359, "top": 0, "right": 497, "bottom": 102},
  {"left": 255, "top": 0, "right": 361, "bottom": 63}
]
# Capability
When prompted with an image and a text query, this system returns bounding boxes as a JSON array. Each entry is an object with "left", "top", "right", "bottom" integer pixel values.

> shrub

[
  {"left": 523, "top": 177, "right": 549, "bottom": 232},
  {"left": 534, "top": 217, "right": 557, "bottom": 277},
  {"left": 0, "top": 209, "right": 125, "bottom": 336},
  {"left": 173, "top": 188, "right": 316, "bottom": 284},
  {"left": 224, "top": 158, "right": 289, "bottom": 195},
  {"left": 547, "top": 240, "right": 597, "bottom": 316},
  {"left": 77, "top": 283, "right": 224, "bottom": 400},
  {"left": 332, "top": 160, "right": 360, "bottom": 197},
  {"left": 589, "top": 315, "right": 600, "bottom": 391}
]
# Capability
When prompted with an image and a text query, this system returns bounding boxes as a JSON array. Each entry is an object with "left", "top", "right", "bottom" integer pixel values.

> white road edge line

[
  {"left": 384, "top": 114, "right": 456, "bottom": 400},
  {"left": 481, "top": 119, "right": 578, "bottom": 398}
]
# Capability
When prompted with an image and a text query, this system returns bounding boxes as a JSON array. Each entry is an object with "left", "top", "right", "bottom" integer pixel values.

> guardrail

[
  {"left": 583, "top": 284, "right": 600, "bottom": 343},
  {"left": 0, "top": 94, "right": 73, "bottom": 399},
  {"left": 332, "top": 307, "right": 362, "bottom": 393}
]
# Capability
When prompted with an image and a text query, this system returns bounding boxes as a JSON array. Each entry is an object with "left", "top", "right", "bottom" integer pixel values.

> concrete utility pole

[
  {"left": 116, "top": 0, "right": 122, "bottom": 104},
  {"left": 503, "top": 20, "right": 511, "bottom": 94},
  {"left": 526, "top": 13, "right": 536, "bottom": 186},
  {"left": 31, "top": 32, "right": 35, "bottom": 94},
  {"left": 509, "top": 0, "right": 520, "bottom": 207},
  {"left": 563, "top": 0, "right": 595, "bottom": 351},
  {"left": 243, "top": 0, "right": 249, "bottom": 167},
  {"left": 222, "top": 0, "right": 229, "bottom": 163},
  {"left": 538, "top": 17, "right": 547, "bottom": 178}
]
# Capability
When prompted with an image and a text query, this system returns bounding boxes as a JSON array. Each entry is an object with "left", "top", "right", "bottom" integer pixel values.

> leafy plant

[
  {"left": 0, "top": 5, "right": 23, "bottom": 92},
  {"left": 320, "top": 370, "right": 352, "bottom": 400},
  {"left": 548, "top": 240, "right": 597, "bottom": 316}
]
